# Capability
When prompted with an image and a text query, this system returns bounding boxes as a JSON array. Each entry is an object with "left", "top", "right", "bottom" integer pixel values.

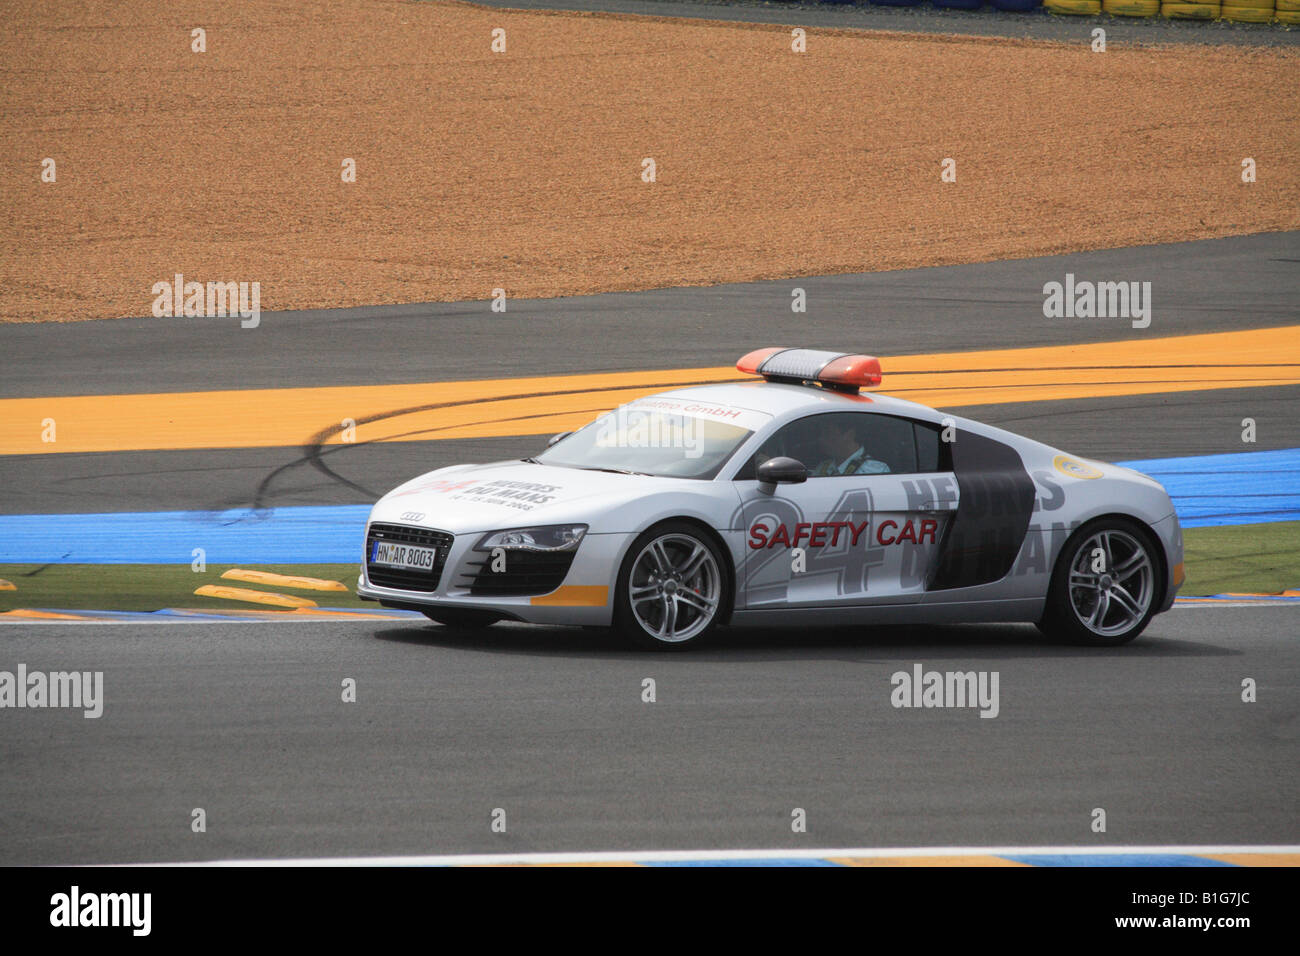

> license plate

[{"left": 370, "top": 541, "right": 439, "bottom": 571}]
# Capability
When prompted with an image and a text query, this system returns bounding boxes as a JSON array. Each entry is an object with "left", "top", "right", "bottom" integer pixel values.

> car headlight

[{"left": 475, "top": 524, "right": 588, "bottom": 553}]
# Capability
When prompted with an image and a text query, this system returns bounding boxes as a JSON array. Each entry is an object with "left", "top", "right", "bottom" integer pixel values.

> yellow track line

[
  {"left": 0, "top": 367, "right": 734, "bottom": 456},
  {"left": 0, "top": 608, "right": 92, "bottom": 620},
  {"left": 1, "top": 326, "right": 1296, "bottom": 456}
]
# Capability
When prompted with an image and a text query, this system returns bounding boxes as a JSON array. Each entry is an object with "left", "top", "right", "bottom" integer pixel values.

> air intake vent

[
  {"left": 365, "top": 523, "right": 454, "bottom": 593},
  {"left": 458, "top": 550, "right": 576, "bottom": 597}
]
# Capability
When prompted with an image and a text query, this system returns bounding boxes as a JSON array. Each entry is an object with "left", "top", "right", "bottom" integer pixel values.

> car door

[{"left": 732, "top": 411, "right": 958, "bottom": 608}]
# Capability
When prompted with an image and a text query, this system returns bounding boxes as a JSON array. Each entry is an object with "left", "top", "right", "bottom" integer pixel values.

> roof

[{"left": 644, "top": 380, "right": 946, "bottom": 423}]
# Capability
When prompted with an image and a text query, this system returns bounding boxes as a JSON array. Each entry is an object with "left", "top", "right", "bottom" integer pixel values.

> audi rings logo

[
  {"left": 400, "top": 511, "right": 425, "bottom": 521},
  {"left": 1052, "top": 455, "right": 1104, "bottom": 480}
]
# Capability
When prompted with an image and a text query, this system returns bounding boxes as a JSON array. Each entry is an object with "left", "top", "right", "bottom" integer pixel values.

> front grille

[
  {"left": 458, "top": 550, "right": 576, "bottom": 597},
  {"left": 365, "top": 523, "right": 454, "bottom": 593}
]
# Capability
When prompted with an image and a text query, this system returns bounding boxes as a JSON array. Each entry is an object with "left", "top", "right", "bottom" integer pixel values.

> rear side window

[
  {"left": 735, "top": 412, "right": 951, "bottom": 479},
  {"left": 915, "top": 421, "right": 947, "bottom": 473}
]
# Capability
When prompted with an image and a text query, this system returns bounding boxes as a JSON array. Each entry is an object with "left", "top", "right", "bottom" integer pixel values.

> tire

[
  {"left": 1039, "top": 517, "right": 1163, "bottom": 646},
  {"left": 422, "top": 608, "right": 502, "bottom": 629},
  {"left": 614, "top": 521, "right": 728, "bottom": 650}
]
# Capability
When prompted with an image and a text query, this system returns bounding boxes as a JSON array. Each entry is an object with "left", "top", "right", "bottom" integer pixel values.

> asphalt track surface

[
  {"left": 3, "top": 385, "right": 1297, "bottom": 516},
  {"left": 475, "top": 0, "right": 1300, "bottom": 46},
  {"left": 2, "top": 232, "right": 1297, "bottom": 515},
  {"left": 1, "top": 605, "right": 1294, "bottom": 865},
  {"left": 5, "top": 232, "right": 1295, "bottom": 397},
  {"left": 1, "top": 232, "right": 1296, "bottom": 863}
]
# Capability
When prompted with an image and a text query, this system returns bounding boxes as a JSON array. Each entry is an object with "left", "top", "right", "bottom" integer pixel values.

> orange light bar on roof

[
  {"left": 736, "top": 348, "right": 883, "bottom": 393},
  {"left": 820, "top": 353, "right": 882, "bottom": 389},
  {"left": 736, "top": 347, "right": 788, "bottom": 375}
]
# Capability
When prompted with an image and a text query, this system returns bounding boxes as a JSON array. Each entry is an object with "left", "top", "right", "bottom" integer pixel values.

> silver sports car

[{"left": 358, "top": 348, "right": 1183, "bottom": 648}]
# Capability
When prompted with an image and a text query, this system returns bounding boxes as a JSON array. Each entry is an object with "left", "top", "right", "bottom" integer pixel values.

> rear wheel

[
  {"left": 1040, "top": 517, "right": 1161, "bottom": 646},
  {"left": 615, "top": 522, "right": 727, "bottom": 649}
]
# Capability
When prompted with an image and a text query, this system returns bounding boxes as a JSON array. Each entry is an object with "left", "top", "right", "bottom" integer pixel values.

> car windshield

[{"left": 536, "top": 400, "right": 769, "bottom": 479}]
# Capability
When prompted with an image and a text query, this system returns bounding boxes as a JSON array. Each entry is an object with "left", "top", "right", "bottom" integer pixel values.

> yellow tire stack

[
  {"left": 1103, "top": 0, "right": 1160, "bottom": 12},
  {"left": 1276, "top": 0, "right": 1299, "bottom": 22},
  {"left": 1220, "top": 0, "right": 1275, "bottom": 19},
  {"left": 1161, "top": 1, "right": 1221, "bottom": 15},
  {"left": 1045, "top": 0, "right": 1103, "bottom": 12}
]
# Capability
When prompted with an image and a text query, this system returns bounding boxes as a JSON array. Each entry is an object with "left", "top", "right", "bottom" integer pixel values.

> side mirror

[
  {"left": 756, "top": 456, "right": 808, "bottom": 485},
  {"left": 547, "top": 431, "right": 572, "bottom": 448}
]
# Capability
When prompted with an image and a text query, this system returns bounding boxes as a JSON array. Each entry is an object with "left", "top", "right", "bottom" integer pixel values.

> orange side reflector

[{"left": 529, "top": 586, "right": 609, "bottom": 607}]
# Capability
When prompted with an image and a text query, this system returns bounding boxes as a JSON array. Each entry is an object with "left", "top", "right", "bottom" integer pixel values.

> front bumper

[
  {"left": 1152, "top": 512, "right": 1183, "bottom": 612},
  {"left": 356, "top": 524, "right": 632, "bottom": 626}
]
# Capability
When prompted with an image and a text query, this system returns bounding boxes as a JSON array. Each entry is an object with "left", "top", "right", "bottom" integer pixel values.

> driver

[{"left": 810, "top": 417, "right": 890, "bottom": 476}]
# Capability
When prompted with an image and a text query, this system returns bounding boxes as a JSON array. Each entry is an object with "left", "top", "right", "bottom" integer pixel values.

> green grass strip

[
  {"left": 0, "top": 523, "right": 1294, "bottom": 612},
  {"left": 0, "top": 564, "right": 367, "bottom": 612}
]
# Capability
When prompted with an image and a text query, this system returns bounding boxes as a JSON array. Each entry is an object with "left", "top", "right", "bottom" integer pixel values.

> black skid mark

[{"left": 252, "top": 378, "right": 733, "bottom": 510}]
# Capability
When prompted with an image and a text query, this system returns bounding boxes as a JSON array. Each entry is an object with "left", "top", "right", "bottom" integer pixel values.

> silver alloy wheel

[
  {"left": 628, "top": 533, "right": 722, "bottom": 643},
  {"left": 1067, "top": 529, "right": 1155, "bottom": 638}
]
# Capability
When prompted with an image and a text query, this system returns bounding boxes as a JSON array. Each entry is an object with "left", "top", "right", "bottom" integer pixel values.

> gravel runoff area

[
  {"left": 1, "top": 0, "right": 1296, "bottom": 322},
  {"left": 482, "top": 0, "right": 1300, "bottom": 46}
]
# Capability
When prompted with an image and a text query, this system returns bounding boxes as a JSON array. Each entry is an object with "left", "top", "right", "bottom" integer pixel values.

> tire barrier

[
  {"left": 855, "top": 0, "right": 1284, "bottom": 18},
  {"left": 1045, "top": 0, "right": 1103, "bottom": 12},
  {"left": 1103, "top": 0, "right": 1161, "bottom": 12},
  {"left": 1161, "top": 2, "right": 1222, "bottom": 17},
  {"left": 1220, "top": 0, "right": 1276, "bottom": 19}
]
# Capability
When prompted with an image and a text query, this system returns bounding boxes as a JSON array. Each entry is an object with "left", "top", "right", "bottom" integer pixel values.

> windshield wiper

[
  {"left": 520, "top": 457, "right": 542, "bottom": 464},
  {"left": 578, "top": 466, "right": 650, "bottom": 476}
]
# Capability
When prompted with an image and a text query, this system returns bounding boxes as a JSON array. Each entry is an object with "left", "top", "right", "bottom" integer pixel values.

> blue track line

[
  {"left": 1118, "top": 447, "right": 1300, "bottom": 527},
  {"left": 0, "top": 449, "right": 1294, "bottom": 564}
]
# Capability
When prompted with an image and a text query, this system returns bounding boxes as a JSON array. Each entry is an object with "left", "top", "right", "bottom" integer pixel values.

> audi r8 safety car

[{"left": 358, "top": 348, "right": 1183, "bottom": 648}]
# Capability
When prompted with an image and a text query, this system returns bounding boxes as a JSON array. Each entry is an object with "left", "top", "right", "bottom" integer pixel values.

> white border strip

[
  {"left": 6, "top": 601, "right": 1295, "bottom": 624},
  {"left": 0, "top": 613, "right": 422, "bottom": 625},
  {"left": 141, "top": 845, "right": 1300, "bottom": 867}
]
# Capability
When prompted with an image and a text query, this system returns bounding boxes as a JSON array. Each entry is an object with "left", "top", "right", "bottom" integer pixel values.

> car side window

[
  {"left": 735, "top": 412, "right": 949, "bottom": 479},
  {"left": 914, "top": 420, "right": 950, "bottom": 473}
]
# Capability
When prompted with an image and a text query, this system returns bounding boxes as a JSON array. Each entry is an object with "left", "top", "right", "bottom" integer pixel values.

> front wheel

[
  {"left": 1040, "top": 517, "right": 1162, "bottom": 646},
  {"left": 615, "top": 523, "right": 727, "bottom": 649}
]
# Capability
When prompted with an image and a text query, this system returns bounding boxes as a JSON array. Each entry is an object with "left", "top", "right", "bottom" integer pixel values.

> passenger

[{"left": 810, "top": 417, "right": 890, "bottom": 476}]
